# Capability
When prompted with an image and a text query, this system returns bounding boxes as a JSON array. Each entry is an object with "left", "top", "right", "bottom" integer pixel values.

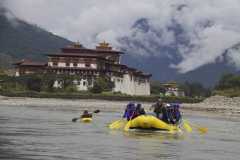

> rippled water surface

[{"left": 0, "top": 104, "right": 240, "bottom": 160}]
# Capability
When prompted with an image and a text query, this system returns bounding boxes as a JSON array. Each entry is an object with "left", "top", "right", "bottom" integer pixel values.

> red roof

[
  {"left": 61, "top": 47, "right": 124, "bottom": 55},
  {"left": 47, "top": 52, "right": 105, "bottom": 57},
  {"left": 13, "top": 59, "right": 46, "bottom": 66}
]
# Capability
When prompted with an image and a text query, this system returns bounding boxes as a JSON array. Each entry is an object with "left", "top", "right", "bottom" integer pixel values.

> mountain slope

[
  {"left": 120, "top": 18, "right": 238, "bottom": 87},
  {"left": 0, "top": 7, "right": 238, "bottom": 86},
  {"left": 0, "top": 8, "right": 72, "bottom": 63}
]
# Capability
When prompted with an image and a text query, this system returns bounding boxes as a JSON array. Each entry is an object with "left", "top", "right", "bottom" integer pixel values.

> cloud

[
  {"left": 227, "top": 45, "right": 240, "bottom": 69},
  {"left": 2, "top": 0, "right": 240, "bottom": 73}
]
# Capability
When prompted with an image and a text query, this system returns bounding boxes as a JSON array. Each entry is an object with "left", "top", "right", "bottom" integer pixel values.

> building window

[
  {"left": 83, "top": 81, "right": 86, "bottom": 86},
  {"left": 73, "top": 63, "right": 78, "bottom": 67},
  {"left": 66, "top": 62, "right": 70, "bottom": 67},
  {"left": 53, "top": 62, "right": 58, "bottom": 66},
  {"left": 85, "top": 63, "right": 90, "bottom": 67}
]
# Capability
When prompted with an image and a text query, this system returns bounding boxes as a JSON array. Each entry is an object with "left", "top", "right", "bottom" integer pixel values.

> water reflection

[{"left": 122, "top": 130, "right": 185, "bottom": 140}]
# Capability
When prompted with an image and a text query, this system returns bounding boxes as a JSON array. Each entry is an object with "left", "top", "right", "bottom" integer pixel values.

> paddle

[
  {"left": 109, "top": 110, "right": 137, "bottom": 130},
  {"left": 182, "top": 120, "right": 193, "bottom": 133},
  {"left": 123, "top": 111, "right": 136, "bottom": 131},
  {"left": 183, "top": 120, "right": 208, "bottom": 134},
  {"left": 108, "top": 119, "right": 127, "bottom": 130},
  {"left": 72, "top": 109, "right": 100, "bottom": 122}
]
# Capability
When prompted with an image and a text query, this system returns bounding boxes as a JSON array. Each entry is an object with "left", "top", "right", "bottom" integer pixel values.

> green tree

[
  {"left": 90, "top": 76, "right": 114, "bottom": 94},
  {"left": 41, "top": 74, "right": 56, "bottom": 92},
  {"left": 15, "top": 74, "right": 42, "bottom": 92},
  {"left": 150, "top": 81, "right": 166, "bottom": 95},
  {"left": 215, "top": 73, "right": 240, "bottom": 90},
  {"left": 55, "top": 74, "right": 79, "bottom": 92},
  {"left": 180, "top": 81, "right": 211, "bottom": 97}
]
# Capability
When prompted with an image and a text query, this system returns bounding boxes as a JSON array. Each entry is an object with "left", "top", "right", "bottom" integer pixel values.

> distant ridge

[
  {"left": 120, "top": 18, "right": 238, "bottom": 87},
  {"left": 0, "top": 7, "right": 238, "bottom": 86},
  {"left": 0, "top": 7, "right": 72, "bottom": 66}
]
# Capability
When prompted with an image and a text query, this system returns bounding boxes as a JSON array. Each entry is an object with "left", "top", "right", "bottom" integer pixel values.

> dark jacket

[{"left": 81, "top": 113, "right": 92, "bottom": 118}]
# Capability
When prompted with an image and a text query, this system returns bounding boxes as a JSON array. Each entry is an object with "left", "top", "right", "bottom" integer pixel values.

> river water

[{"left": 0, "top": 104, "right": 240, "bottom": 160}]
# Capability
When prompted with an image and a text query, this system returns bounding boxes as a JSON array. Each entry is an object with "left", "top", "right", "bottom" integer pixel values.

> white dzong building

[{"left": 14, "top": 42, "right": 152, "bottom": 95}]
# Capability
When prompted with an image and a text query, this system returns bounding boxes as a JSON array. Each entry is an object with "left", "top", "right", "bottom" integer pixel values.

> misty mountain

[
  {"left": 0, "top": 7, "right": 238, "bottom": 86},
  {"left": 120, "top": 18, "right": 238, "bottom": 87},
  {"left": 0, "top": 8, "right": 72, "bottom": 65}
]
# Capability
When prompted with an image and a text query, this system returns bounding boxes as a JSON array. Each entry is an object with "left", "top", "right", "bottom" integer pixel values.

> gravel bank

[
  {"left": 182, "top": 96, "right": 240, "bottom": 118},
  {"left": 0, "top": 96, "right": 152, "bottom": 112},
  {"left": 1, "top": 95, "right": 240, "bottom": 118}
]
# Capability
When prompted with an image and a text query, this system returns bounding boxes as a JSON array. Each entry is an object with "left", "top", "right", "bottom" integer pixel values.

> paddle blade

[
  {"left": 183, "top": 121, "right": 193, "bottom": 133},
  {"left": 198, "top": 127, "right": 208, "bottom": 134},
  {"left": 109, "top": 120, "right": 127, "bottom": 130},
  {"left": 124, "top": 120, "right": 132, "bottom": 132},
  {"left": 72, "top": 118, "right": 79, "bottom": 122},
  {"left": 93, "top": 109, "right": 100, "bottom": 113}
]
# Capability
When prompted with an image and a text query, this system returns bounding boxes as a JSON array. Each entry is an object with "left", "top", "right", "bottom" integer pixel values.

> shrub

[{"left": 90, "top": 76, "right": 115, "bottom": 93}]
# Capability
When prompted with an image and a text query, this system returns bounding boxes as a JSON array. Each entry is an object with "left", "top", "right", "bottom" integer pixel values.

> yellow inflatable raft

[
  {"left": 81, "top": 117, "right": 92, "bottom": 123},
  {"left": 124, "top": 115, "right": 180, "bottom": 133}
]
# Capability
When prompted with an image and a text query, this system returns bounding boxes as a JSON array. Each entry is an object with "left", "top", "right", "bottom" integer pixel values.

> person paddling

[
  {"left": 72, "top": 109, "right": 100, "bottom": 122},
  {"left": 81, "top": 110, "right": 92, "bottom": 118},
  {"left": 150, "top": 98, "right": 165, "bottom": 119},
  {"left": 131, "top": 103, "right": 146, "bottom": 119},
  {"left": 123, "top": 102, "right": 136, "bottom": 121}
]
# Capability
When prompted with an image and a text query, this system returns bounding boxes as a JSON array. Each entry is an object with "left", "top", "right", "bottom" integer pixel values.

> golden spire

[
  {"left": 73, "top": 41, "right": 82, "bottom": 48},
  {"left": 96, "top": 41, "right": 112, "bottom": 50}
]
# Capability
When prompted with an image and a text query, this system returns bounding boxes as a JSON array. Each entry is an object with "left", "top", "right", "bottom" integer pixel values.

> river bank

[
  {"left": 0, "top": 95, "right": 239, "bottom": 119},
  {"left": 183, "top": 96, "right": 240, "bottom": 119}
]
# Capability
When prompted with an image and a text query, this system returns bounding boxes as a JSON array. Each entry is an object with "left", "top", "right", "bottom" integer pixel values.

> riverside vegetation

[
  {"left": 0, "top": 70, "right": 239, "bottom": 102},
  {"left": 213, "top": 73, "right": 240, "bottom": 97},
  {"left": 0, "top": 72, "right": 202, "bottom": 103}
]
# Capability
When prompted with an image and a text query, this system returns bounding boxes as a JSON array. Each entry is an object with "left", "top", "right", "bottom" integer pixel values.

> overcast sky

[{"left": 2, "top": 0, "right": 240, "bottom": 73}]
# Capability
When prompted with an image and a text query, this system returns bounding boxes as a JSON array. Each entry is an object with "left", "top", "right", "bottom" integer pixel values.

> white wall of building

[
  {"left": 15, "top": 70, "right": 20, "bottom": 77},
  {"left": 58, "top": 62, "right": 66, "bottom": 67},
  {"left": 51, "top": 71, "right": 150, "bottom": 95},
  {"left": 53, "top": 79, "right": 91, "bottom": 91},
  {"left": 112, "top": 74, "right": 150, "bottom": 96},
  {"left": 91, "top": 64, "right": 97, "bottom": 69},
  {"left": 75, "top": 79, "right": 88, "bottom": 91},
  {"left": 48, "top": 62, "right": 97, "bottom": 69},
  {"left": 53, "top": 80, "right": 62, "bottom": 88},
  {"left": 48, "top": 62, "right": 53, "bottom": 66},
  {"left": 77, "top": 63, "right": 85, "bottom": 68},
  {"left": 112, "top": 77, "right": 124, "bottom": 93},
  {"left": 165, "top": 89, "right": 185, "bottom": 97}
]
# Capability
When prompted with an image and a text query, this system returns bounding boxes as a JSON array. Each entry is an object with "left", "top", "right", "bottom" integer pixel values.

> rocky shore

[
  {"left": 0, "top": 95, "right": 240, "bottom": 118},
  {"left": 0, "top": 95, "right": 150, "bottom": 112},
  {"left": 182, "top": 96, "right": 240, "bottom": 118}
]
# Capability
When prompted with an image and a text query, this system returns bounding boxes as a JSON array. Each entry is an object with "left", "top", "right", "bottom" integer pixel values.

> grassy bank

[{"left": 0, "top": 91, "right": 204, "bottom": 103}]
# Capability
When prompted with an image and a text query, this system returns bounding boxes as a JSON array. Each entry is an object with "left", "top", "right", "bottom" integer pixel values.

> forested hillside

[{"left": 0, "top": 9, "right": 72, "bottom": 68}]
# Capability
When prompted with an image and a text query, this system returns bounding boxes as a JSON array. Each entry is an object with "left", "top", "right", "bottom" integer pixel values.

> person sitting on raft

[
  {"left": 81, "top": 110, "right": 92, "bottom": 118},
  {"left": 123, "top": 102, "right": 136, "bottom": 121},
  {"left": 165, "top": 103, "right": 182, "bottom": 124},
  {"left": 158, "top": 103, "right": 182, "bottom": 124},
  {"left": 131, "top": 103, "right": 146, "bottom": 119},
  {"left": 150, "top": 98, "right": 165, "bottom": 119}
]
